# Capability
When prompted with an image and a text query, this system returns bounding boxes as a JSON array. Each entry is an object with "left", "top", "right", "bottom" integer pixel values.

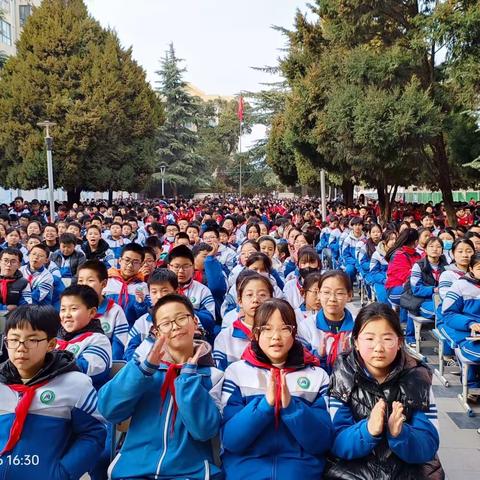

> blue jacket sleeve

[
  {"left": 98, "top": 359, "right": 157, "bottom": 423},
  {"left": 442, "top": 289, "right": 480, "bottom": 331},
  {"left": 222, "top": 387, "right": 275, "bottom": 453},
  {"left": 174, "top": 364, "right": 222, "bottom": 441},
  {"left": 124, "top": 331, "right": 142, "bottom": 362},
  {"left": 281, "top": 390, "right": 333, "bottom": 455},
  {"left": 270, "top": 269, "right": 285, "bottom": 290},
  {"left": 284, "top": 260, "right": 296, "bottom": 278},
  {"left": 204, "top": 256, "right": 227, "bottom": 304},
  {"left": 410, "top": 264, "right": 434, "bottom": 298},
  {"left": 329, "top": 397, "right": 381, "bottom": 459},
  {"left": 388, "top": 410, "right": 439, "bottom": 463},
  {"left": 59, "top": 407, "right": 106, "bottom": 478},
  {"left": 196, "top": 308, "right": 216, "bottom": 336}
]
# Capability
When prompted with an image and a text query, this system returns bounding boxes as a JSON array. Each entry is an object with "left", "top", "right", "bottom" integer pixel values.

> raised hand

[
  {"left": 266, "top": 371, "right": 276, "bottom": 407},
  {"left": 187, "top": 344, "right": 204, "bottom": 365},
  {"left": 367, "top": 399, "right": 386, "bottom": 436},
  {"left": 388, "top": 401, "right": 405, "bottom": 438},
  {"left": 470, "top": 323, "right": 480, "bottom": 333},
  {"left": 135, "top": 287, "right": 145, "bottom": 303},
  {"left": 280, "top": 370, "right": 291, "bottom": 409},
  {"left": 146, "top": 335, "right": 166, "bottom": 367}
]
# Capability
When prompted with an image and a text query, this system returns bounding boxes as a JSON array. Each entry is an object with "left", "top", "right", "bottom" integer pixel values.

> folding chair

[
  {"left": 431, "top": 294, "right": 450, "bottom": 387},
  {"left": 454, "top": 348, "right": 478, "bottom": 417},
  {"left": 407, "top": 311, "right": 433, "bottom": 358}
]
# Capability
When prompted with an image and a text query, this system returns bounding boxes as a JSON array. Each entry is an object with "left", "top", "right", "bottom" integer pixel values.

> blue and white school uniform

[
  {"left": 56, "top": 331, "right": 113, "bottom": 389},
  {"left": 221, "top": 306, "right": 240, "bottom": 329},
  {"left": 213, "top": 319, "right": 251, "bottom": 371},
  {"left": 221, "top": 345, "right": 333, "bottom": 480},
  {"left": 124, "top": 312, "right": 153, "bottom": 362},
  {"left": 283, "top": 277, "right": 304, "bottom": 310},
  {"left": 20, "top": 264, "right": 54, "bottom": 305},
  {"left": 103, "top": 235, "right": 131, "bottom": 268},
  {"left": 0, "top": 355, "right": 106, "bottom": 480},
  {"left": 441, "top": 276, "right": 480, "bottom": 384},
  {"left": 96, "top": 298, "right": 129, "bottom": 360},
  {"left": 367, "top": 244, "right": 389, "bottom": 303},
  {"left": 98, "top": 342, "right": 223, "bottom": 480},
  {"left": 297, "top": 309, "right": 354, "bottom": 374}
]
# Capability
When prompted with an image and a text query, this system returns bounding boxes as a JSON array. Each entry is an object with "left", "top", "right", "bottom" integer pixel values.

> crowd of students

[{"left": 2, "top": 193, "right": 479, "bottom": 479}]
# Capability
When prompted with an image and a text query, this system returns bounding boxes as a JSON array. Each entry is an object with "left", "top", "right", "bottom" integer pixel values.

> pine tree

[
  {"left": 0, "top": 0, "right": 161, "bottom": 204},
  {"left": 155, "top": 43, "right": 207, "bottom": 196}
]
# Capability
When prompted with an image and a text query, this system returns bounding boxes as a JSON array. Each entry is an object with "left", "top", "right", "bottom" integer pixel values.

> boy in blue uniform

[{"left": 0, "top": 305, "right": 106, "bottom": 480}]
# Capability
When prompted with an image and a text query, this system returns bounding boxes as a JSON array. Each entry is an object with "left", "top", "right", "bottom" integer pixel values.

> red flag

[{"left": 237, "top": 96, "right": 244, "bottom": 122}]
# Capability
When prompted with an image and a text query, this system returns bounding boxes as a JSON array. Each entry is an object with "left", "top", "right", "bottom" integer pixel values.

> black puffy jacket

[{"left": 325, "top": 350, "right": 444, "bottom": 480}]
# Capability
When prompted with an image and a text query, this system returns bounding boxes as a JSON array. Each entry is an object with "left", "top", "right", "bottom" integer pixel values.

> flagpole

[{"left": 239, "top": 119, "right": 242, "bottom": 197}]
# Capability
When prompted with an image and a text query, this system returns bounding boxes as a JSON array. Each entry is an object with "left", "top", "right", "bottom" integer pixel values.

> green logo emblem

[
  {"left": 68, "top": 344, "right": 81, "bottom": 356},
  {"left": 189, "top": 296, "right": 197, "bottom": 304},
  {"left": 297, "top": 377, "right": 311, "bottom": 389},
  {"left": 40, "top": 390, "right": 55, "bottom": 405},
  {"left": 102, "top": 322, "right": 111, "bottom": 333}
]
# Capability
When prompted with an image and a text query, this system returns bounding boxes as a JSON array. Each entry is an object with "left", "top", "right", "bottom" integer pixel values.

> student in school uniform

[
  {"left": 293, "top": 271, "right": 322, "bottom": 325},
  {"left": 221, "top": 298, "right": 333, "bottom": 480},
  {"left": 0, "top": 248, "right": 32, "bottom": 312},
  {"left": 50, "top": 233, "right": 86, "bottom": 286},
  {"left": 442, "top": 253, "right": 480, "bottom": 389},
  {"left": 98, "top": 294, "right": 223, "bottom": 480},
  {"left": 0, "top": 305, "right": 106, "bottom": 480},
  {"left": 20, "top": 244, "right": 54, "bottom": 306},
  {"left": 213, "top": 273, "right": 273, "bottom": 371},
  {"left": 104, "top": 243, "right": 148, "bottom": 327},
  {"left": 57, "top": 285, "right": 112, "bottom": 389},
  {"left": 326, "top": 303, "right": 443, "bottom": 479},
  {"left": 125, "top": 268, "right": 178, "bottom": 362},
  {"left": 77, "top": 260, "right": 129, "bottom": 361},
  {"left": 166, "top": 245, "right": 216, "bottom": 340},
  {"left": 298, "top": 270, "right": 354, "bottom": 375}
]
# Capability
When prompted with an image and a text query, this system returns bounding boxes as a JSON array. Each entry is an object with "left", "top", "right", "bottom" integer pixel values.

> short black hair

[
  {"left": 121, "top": 243, "right": 145, "bottom": 262},
  {"left": 203, "top": 227, "right": 219, "bottom": 238},
  {"left": 192, "top": 242, "right": 213, "bottom": 257},
  {"left": 167, "top": 245, "right": 194, "bottom": 264},
  {"left": 148, "top": 268, "right": 178, "bottom": 289},
  {"left": 175, "top": 232, "right": 190, "bottom": 241},
  {"left": 59, "top": 233, "right": 77, "bottom": 245},
  {"left": 60, "top": 284, "right": 99, "bottom": 309},
  {"left": 0, "top": 247, "right": 23, "bottom": 262},
  {"left": 152, "top": 293, "right": 194, "bottom": 324},
  {"left": 30, "top": 243, "right": 50, "bottom": 257},
  {"left": 78, "top": 260, "right": 109, "bottom": 282},
  {"left": 6, "top": 305, "right": 60, "bottom": 340}
]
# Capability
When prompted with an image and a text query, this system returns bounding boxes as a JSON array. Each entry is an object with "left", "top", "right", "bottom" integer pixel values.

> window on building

[
  {"left": 19, "top": 5, "right": 32, "bottom": 27},
  {"left": 0, "top": 0, "right": 10, "bottom": 16},
  {"left": 0, "top": 18, "right": 12, "bottom": 46}
]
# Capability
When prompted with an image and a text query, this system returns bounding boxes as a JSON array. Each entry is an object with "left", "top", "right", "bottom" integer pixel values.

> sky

[{"left": 84, "top": 0, "right": 311, "bottom": 146}]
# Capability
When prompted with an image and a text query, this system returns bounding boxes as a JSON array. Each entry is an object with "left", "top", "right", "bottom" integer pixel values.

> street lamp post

[
  {"left": 159, "top": 163, "right": 167, "bottom": 197},
  {"left": 37, "top": 120, "right": 57, "bottom": 222}
]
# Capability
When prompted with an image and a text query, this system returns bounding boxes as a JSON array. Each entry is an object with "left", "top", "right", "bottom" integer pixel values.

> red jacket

[{"left": 385, "top": 246, "right": 421, "bottom": 290}]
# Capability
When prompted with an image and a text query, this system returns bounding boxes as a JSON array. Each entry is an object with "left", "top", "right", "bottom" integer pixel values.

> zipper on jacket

[{"left": 154, "top": 396, "right": 173, "bottom": 479}]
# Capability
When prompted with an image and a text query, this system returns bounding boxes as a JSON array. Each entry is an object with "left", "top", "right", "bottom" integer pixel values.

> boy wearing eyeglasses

[
  {"left": 0, "top": 304, "right": 106, "bottom": 479},
  {"left": 98, "top": 293, "right": 223, "bottom": 480},
  {"left": 57, "top": 285, "right": 112, "bottom": 389},
  {"left": 77, "top": 260, "right": 129, "bottom": 361},
  {"left": 19, "top": 244, "right": 54, "bottom": 306},
  {"left": 104, "top": 244, "right": 149, "bottom": 327},
  {"left": 167, "top": 246, "right": 216, "bottom": 341},
  {"left": 0, "top": 248, "right": 32, "bottom": 312}
]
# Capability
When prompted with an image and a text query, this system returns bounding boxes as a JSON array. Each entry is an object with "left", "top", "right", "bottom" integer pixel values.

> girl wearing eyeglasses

[
  {"left": 294, "top": 271, "right": 323, "bottom": 324},
  {"left": 221, "top": 298, "right": 333, "bottom": 480},
  {"left": 213, "top": 274, "right": 273, "bottom": 371},
  {"left": 98, "top": 293, "right": 223, "bottom": 480},
  {"left": 297, "top": 270, "right": 354, "bottom": 374},
  {"left": 326, "top": 303, "right": 443, "bottom": 479}
]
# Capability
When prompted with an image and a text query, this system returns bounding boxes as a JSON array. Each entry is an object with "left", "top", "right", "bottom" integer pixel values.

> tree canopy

[{"left": 0, "top": 0, "right": 162, "bottom": 204}]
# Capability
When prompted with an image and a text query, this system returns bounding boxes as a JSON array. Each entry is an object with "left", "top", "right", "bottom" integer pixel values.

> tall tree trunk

[
  {"left": 376, "top": 180, "right": 398, "bottom": 226},
  {"left": 108, "top": 189, "right": 113, "bottom": 205},
  {"left": 341, "top": 178, "right": 354, "bottom": 206},
  {"left": 66, "top": 188, "right": 81, "bottom": 206},
  {"left": 431, "top": 135, "right": 457, "bottom": 227}
]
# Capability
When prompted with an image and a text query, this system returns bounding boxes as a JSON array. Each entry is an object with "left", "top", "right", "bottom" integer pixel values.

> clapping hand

[
  {"left": 388, "top": 401, "right": 406, "bottom": 438},
  {"left": 146, "top": 335, "right": 166, "bottom": 367},
  {"left": 367, "top": 399, "right": 386, "bottom": 436}
]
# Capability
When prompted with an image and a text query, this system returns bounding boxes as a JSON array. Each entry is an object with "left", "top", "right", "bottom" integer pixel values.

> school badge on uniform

[
  {"left": 297, "top": 377, "right": 311, "bottom": 389},
  {"left": 40, "top": 390, "right": 56, "bottom": 405},
  {"left": 68, "top": 344, "right": 81, "bottom": 356},
  {"left": 102, "top": 322, "right": 111, "bottom": 333}
]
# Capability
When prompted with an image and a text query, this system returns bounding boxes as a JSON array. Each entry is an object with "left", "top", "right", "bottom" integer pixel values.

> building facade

[{"left": 0, "top": 0, "right": 41, "bottom": 56}]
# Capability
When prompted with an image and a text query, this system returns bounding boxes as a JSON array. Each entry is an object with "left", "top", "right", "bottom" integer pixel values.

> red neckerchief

[
  {"left": 160, "top": 361, "right": 183, "bottom": 433},
  {"left": 56, "top": 332, "right": 94, "bottom": 350},
  {"left": 296, "top": 278, "right": 302, "bottom": 292},
  {"left": 193, "top": 269, "right": 203, "bottom": 284},
  {"left": 108, "top": 268, "right": 143, "bottom": 308},
  {"left": 1, "top": 380, "right": 49, "bottom": 454},
  {"left": 324, "top": 331, "right": 350, "bottom": 368},
  {"left": 178, "top": 278, "right": 193, "bottom": 297},
  {"left": 241, "top": 344, "right": 319, "bottom": 428},
  {"left": 232, "top": 319, "right": 252, "bottom": 338},
  {"left": 95, "top": 298, "right": 115, "bottom": 319},
  {"left": 0, "top": 278, "right": 15, "bottom": 305}
]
